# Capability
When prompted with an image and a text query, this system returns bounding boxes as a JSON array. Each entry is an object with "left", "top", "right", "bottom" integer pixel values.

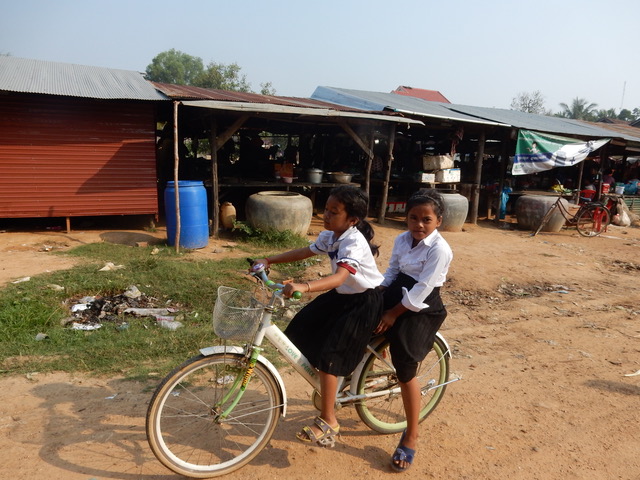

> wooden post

[
  {"left": 210, "top": 120, "right": 219, "bottom": 238},
  {"left": 363, "top": 127, "right": 375, "bottom": 197},
  {"left": 172, "top": 101, "right": 181, "bottom": 253},
  {"left": 495, "top": 131, "right": 512, "bottom": 225},
  {"left": 469, "top": 129, "right": 486, "bottom": 225},
  {"left": 377, "top": 124, "right": 396, "bottom": 224}
]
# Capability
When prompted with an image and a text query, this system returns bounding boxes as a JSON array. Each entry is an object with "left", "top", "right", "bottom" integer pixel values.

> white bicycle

[{"left": 146, "top": 261, "right": 455, "bottom": 478}]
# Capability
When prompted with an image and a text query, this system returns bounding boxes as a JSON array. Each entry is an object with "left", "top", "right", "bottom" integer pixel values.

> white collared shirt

[
  {"left": 381, "top": 230, "right": 453, "bottom": 311},
  {"left": 310, "top": 226, "right": 384, "bottom": 294}
]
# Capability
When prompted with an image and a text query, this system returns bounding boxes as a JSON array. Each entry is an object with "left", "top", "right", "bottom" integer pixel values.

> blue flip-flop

[{"left": 391, "top": 430, "right": 415, "bottom": 472}]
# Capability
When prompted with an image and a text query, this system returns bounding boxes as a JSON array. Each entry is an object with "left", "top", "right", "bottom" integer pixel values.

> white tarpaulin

[{"left": 512, "top": 130, "right": 610, "bottom": 175}]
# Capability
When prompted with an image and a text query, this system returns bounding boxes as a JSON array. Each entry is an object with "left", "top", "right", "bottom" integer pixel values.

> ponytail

[{"left": 356, "top": 219, "right": 379, "bottom": 257}]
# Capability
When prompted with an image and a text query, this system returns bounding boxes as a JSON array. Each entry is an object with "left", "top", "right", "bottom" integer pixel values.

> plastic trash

[
  {"left": 157, "top": 318, "right": 183, "bottom": 330},
  {"left": 11, "top": 277, "right": 31, "bottom": 284},
  {"left": 71, "top": 322, "right": 102, "bottom": 331},
  {"left": 98, "top": 262, "right": 124, "bottom": 271},
  {"left": 71, "top": 303, "right": 91, "bottom": 312},
  {"left": 123, "top": 285, "right": 142, "bottom": 299}
]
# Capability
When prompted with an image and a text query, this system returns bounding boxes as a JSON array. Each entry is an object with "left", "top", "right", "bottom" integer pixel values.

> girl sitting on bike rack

[
  {"left": 373, "top": 188, "right": 453, "bottom": 472},
  {"left": 252, "top": 185, "right": 384, "bottom": 447}
]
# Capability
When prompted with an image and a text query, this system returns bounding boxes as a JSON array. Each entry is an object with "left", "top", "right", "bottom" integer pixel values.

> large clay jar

[
  {"left": 245, "top": 191, "right": 312, "bottom": 236},
  {"left": 515, "top": 195, "right": 566, "bottom": 232},
  {"left": 219, "top": 202, "right": 236, "bottom": 229},
  {"left": 439, "top": 193, "right": 469, "bottom": 232}
]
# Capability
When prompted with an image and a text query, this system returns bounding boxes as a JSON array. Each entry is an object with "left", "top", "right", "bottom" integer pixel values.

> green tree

[
  {"left": 510, "top": 90, "right": 548, "bottom": 115},
  {"left": 260, "top": 81, "right": 277, "bottom": 96},
  {"left": 194, "top": 62, "right": 251, "bottom": 91},
  {"left": 557, "top": 97, "right": 598, "bottom": 120},
  {"left": 145, "top": 49, "right": 275, "bottom": 94},
  {"left": 594, "top": 108, "right": 617, "bottom": 120},
  {"left": 617, "top": 109, "right": 634, "bottom": 121},
  {"left": 145, "top": 49, "right": 204, "bottom": 85}
]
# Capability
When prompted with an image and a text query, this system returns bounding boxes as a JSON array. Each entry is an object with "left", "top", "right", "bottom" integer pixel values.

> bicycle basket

[{"left": 213, "top": 286, "right": 263, "bottom": 341}]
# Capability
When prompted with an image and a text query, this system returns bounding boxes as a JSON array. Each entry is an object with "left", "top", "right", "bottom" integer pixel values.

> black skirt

[
  {"left": 284, "top": 288, "right": 383, "bottom": 376},
  {"left": 383, "top": 272, "right": 447, "bottom": 366}
]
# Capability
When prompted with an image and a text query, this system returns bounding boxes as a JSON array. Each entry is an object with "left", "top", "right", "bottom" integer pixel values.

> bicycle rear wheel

[
  {"left": 146, "top": 353, "right": 282, "bottom": 478},
  {"left": 576, "top": 204, "right": 611, "bottom": 237},
  {"left": 354, "top": 335, "right": 450, "bottom": 434}
]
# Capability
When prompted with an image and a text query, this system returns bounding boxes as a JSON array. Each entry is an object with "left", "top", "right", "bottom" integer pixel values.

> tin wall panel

[{"left": 0, "top": 94, "right": 158, "bottom": 218}]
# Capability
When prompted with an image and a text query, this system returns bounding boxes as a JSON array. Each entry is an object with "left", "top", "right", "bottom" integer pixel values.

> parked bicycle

[
  {"left": 146, "top": 261, "right": 456, "bottom": 478},
  {"left": 532, "top": 191, "right": 616, "bottom": 237}
]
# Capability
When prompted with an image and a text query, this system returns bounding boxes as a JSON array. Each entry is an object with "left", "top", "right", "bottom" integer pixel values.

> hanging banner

[{"left": 512, "top": 130, "right": 610, "bottom": 175}]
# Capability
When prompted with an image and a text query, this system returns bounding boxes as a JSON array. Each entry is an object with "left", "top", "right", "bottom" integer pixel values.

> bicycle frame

[{"left": 204, "top": 265, "right": 454, "bottom": 418}]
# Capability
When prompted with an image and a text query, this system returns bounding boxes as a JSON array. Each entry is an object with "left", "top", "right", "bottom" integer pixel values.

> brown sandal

[{"left": 296, "top": 416, "right": 340, "bottom": 447}]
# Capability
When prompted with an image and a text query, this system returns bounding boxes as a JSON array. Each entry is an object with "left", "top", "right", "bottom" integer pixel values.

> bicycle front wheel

[
  {"left": 355, "top": 335, "right": 450, "bottom": 434},
  {"left": 146, "top": 353, "right": 282, "bottom": 478},
  {"left": 576, "top": 204, "right": 611, "bottom": 237}
]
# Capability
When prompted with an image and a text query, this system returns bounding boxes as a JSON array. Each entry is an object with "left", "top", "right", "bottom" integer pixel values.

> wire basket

[{"left": 213, "top": 286, "right": 264, "bottom": 341}]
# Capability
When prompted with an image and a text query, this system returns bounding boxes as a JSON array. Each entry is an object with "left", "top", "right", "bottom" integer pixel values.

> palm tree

[{"left": 558, "top": 97, "right": 598, "bottom": 120}]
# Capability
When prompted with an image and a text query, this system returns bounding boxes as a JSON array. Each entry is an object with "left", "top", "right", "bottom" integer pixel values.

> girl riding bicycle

[
  {"left": 374, "top": 188, "right": 453, "bottom": 472},
  {"left": 253, "top": 185, "right": 383, "bottom": 446}
]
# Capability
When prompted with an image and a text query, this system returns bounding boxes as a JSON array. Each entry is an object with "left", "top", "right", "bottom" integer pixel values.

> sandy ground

[{"left": 0, "top": 215, "right": 639, "bottom": 480}]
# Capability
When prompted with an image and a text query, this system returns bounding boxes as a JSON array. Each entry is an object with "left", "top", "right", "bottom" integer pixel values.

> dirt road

[{"left": 0, "top": 217, "right": 639, "bottom": 479}]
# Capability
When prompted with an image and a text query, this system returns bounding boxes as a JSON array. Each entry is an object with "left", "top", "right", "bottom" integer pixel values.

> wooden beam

[
  {"left": 469, "top": 129, "right": 486, "bottom": 225},
  {"left": 210, "top": 120, "right": 219, "bottom": 238},
  {"left": 215, "top": 115, "right": 249, "bottom": 150},
  {"left": 377, "top": 125, "right": 396, "bottom": 224},
  {"left": 172, "top": 101, "right": 181, "bottom": 253},
  {"left": 337, "top": 119, "right": 375, "bottom": 159}
]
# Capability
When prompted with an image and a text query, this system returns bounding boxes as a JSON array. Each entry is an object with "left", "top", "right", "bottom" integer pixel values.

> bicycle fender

[
  {"left": 199, "top": 345, "right": 288, "bottom": 417},
  {"left": 435, "top": 332, "right": 453, "bottom": 359}
]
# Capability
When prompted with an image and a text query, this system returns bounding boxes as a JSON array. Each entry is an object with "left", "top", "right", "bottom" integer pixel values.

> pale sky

[{"left": 2, "top": 0, "right": 639, "bottom": 114}]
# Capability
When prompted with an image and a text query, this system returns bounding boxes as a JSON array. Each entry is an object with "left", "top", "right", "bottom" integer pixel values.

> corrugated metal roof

[
  {"left": 311, "top": 86, "right": 507, "bottom": 126},
  {"left": 153, "top": 83, "right": 422, "bottom": 125},
  {"left": 0, "top": 56, "right": 167, "bottom": 100},
  {"left": 180, "top": 100, "right": 423, "bottom": 125},
  {"left": 445, "top": 104, "right": 640, "bottom": 140},
  {"left": 577, "top": 120, "right": 640, "bottom": 146},
  {"left": 312, "top": 86, "right": 640, "bottom": 144},
  {"left": 153, "top": 82, "right": 413, "bottom": 113}
]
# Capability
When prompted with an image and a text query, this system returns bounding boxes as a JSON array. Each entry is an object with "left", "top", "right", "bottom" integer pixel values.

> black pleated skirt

[
  {"left": 383, "top": 272, "right": 447, "bottom": 366},
  {"left": 284, "top": 288, "right": 383, "bottom": 376}
]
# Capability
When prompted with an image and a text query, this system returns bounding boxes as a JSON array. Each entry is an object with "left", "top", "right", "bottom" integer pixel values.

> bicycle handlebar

[{"left": 248, "top": 260, "right": 302, "bottom": 300}]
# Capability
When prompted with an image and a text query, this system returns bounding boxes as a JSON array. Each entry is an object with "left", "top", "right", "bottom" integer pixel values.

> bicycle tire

[
  {"left": 146, "top": 353, "right": 282, "bottom": 478},
  {"left": 354, "top": 335, "right": 450, "bottom": 434},
  {"left": 576, "top": 204, "right": 611, "bottom": 237},
  {"left": 532, "top": 201, "right": 559, "bottom": 236}
]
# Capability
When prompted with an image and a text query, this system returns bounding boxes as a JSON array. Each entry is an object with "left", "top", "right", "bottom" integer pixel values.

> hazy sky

[{"left": 2, "top": 0, "right": 639, "bottom": 114}]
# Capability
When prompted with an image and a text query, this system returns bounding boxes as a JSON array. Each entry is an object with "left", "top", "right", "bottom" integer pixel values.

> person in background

[
  {"left": 374, "top": 188, "right": 453, "bottom": 472},
  {"left": 602, "top": 168, "right": 616, "bottom": 188}
]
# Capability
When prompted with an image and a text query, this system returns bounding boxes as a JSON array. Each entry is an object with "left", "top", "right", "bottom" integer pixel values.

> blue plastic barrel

[{"left": 164, "top": 180, "right": 209, "bottom": 248}]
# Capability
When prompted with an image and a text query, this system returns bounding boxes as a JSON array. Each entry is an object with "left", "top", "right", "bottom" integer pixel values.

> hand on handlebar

[
  {"left": 248, "top": 258, "right": 302, "bottom": 300},
  {"left": 282, "top": 281, "right": 304, "bottom": 299}
]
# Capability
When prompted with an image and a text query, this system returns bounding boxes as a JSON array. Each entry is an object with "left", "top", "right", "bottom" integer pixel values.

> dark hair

[
  {"left": 328, "top": 185, "right": 379, "bottom": 256},
  {"left": 407, "top": 188, "right": 446, "bottom": 218}
]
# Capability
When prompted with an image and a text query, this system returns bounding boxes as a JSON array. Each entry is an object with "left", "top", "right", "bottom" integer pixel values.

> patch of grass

[
  {"left": 0, "top": 238, "right": 310, "bottom": 379},
  {"left": 232, "top": 222, "right": 310, "bottom": 249}
]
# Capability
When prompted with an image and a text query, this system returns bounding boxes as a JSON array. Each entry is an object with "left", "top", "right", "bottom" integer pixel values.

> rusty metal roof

[
  {"left": 393, "top": 86, "right": 451, "bottom": 103},
  {"left": 153, "top": 82, "right": 423, "bottom": 126},
  {"left": 0, "top": 56, "right": 167, "bottom": 100}
]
